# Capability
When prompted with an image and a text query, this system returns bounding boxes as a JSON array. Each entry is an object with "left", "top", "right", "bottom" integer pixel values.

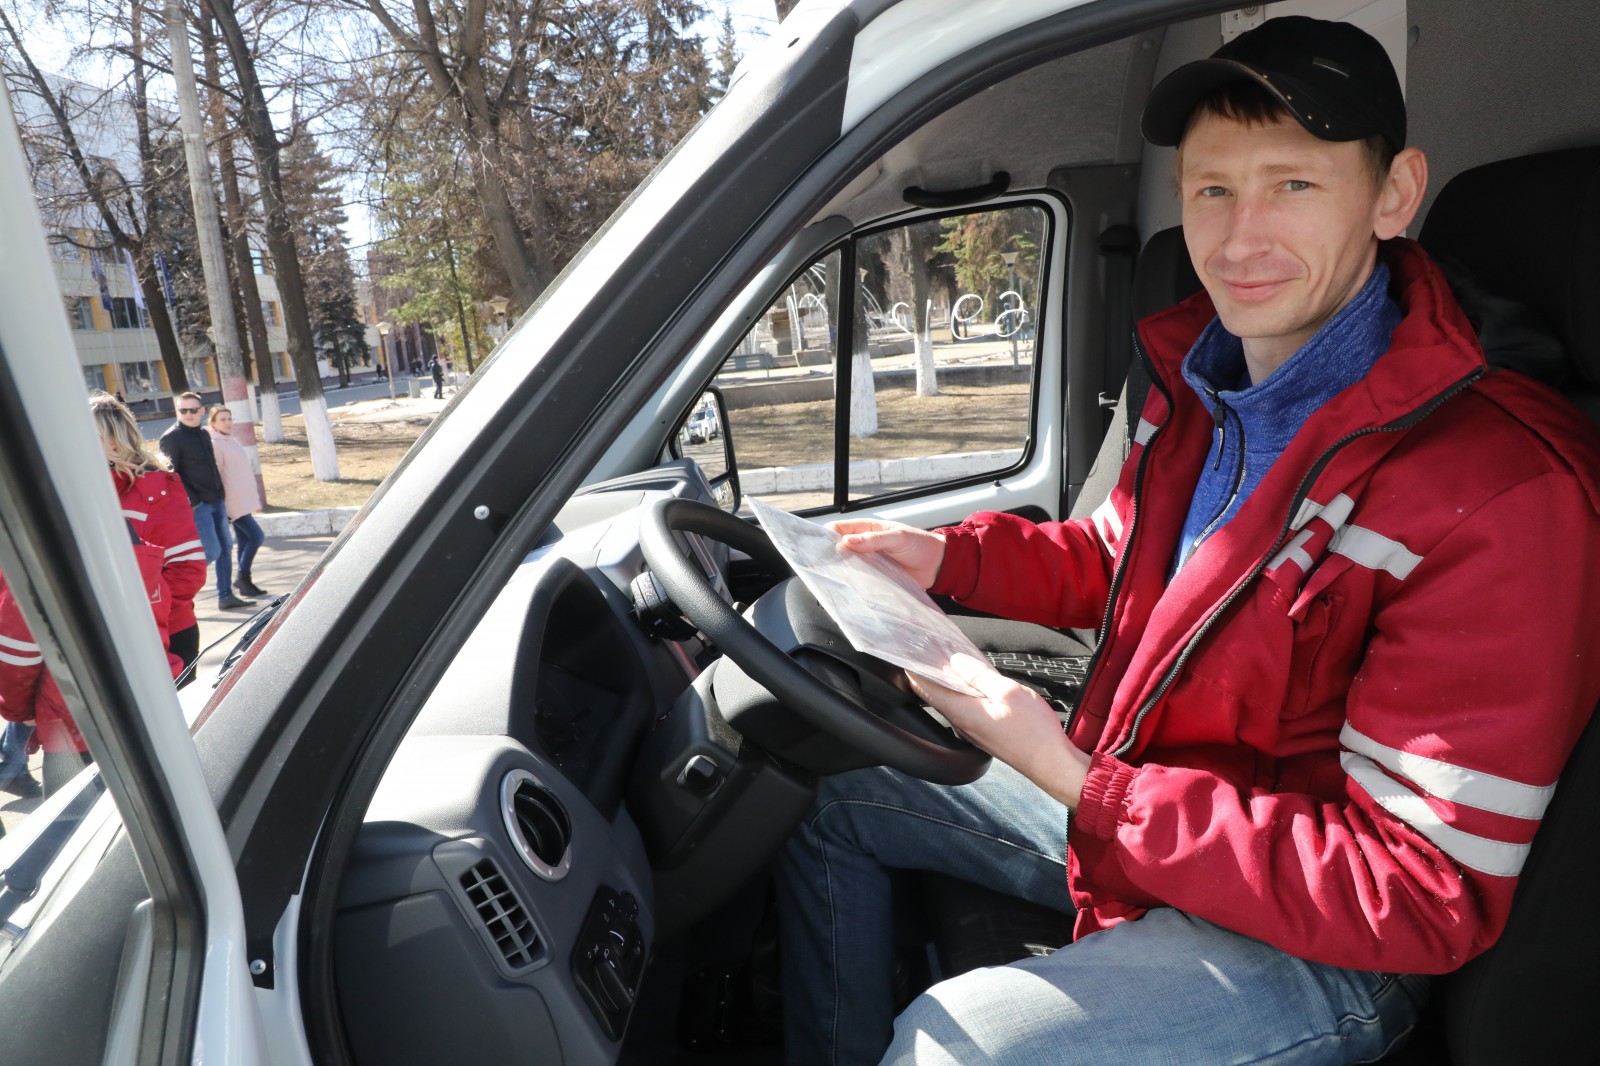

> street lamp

[
  {"left": 489, "top": 295, "right": 510, "bottom": 344},
  {"left": 999, "top": 250, "right": 1020, "bottom": 368},
  {"left": 377, "top": 320, "right": 396, "bottom": 401}
]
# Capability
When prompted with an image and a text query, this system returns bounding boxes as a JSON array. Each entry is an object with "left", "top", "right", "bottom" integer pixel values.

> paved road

[{"left": 271, "top": 378, "right": 419, "bottom": 417}]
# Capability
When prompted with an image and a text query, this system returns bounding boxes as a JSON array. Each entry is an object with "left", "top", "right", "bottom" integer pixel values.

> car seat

[{"left": 1381, "top": 144, "right": 1600, "bottom": 1066}]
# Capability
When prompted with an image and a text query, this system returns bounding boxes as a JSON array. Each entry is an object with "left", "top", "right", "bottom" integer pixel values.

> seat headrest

[
  {"left": 1133, "top": 226, "right": 1202, "bottom": 321},
  {"left": 1419, "top": 147, "right": 1600, "bottom": 385}
]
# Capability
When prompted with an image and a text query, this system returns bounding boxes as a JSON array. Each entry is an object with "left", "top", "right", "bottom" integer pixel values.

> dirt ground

[
  {"left": 241, "top": 381, "right": 1031, "bottom": 512},
  {"left": 732, "top": 381, "right": 1030, "bottom": 469},
  {"left": 257, "top": 414, "right": 430, "bottom": 511}
]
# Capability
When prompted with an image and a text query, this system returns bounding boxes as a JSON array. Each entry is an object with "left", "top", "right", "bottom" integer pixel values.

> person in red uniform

[
  {"left": 94, "top": 393, "right": 207, "bottom": 678},
  {"left": 0, "top": 394, "right": 201, "bottom": 796},
  {"left": 777, "top": 17, "right": 1600, "bottom": 1066}
]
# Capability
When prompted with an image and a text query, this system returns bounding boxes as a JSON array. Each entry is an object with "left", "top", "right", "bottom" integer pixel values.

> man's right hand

[{"left": 829, "top": 518, "right": 947, "bottom": 590}]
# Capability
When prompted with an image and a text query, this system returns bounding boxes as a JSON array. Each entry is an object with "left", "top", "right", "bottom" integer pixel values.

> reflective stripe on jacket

[{"left": 119, "top": 468, "right": 206, "bottom": 636}]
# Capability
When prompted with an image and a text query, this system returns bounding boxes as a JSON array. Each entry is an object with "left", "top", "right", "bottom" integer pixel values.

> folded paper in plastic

[{"left": 749, "top": 497, "right": 984, "bottom": 696}]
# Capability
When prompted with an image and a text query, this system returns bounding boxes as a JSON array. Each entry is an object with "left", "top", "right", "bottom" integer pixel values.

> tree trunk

[
  {"left": 206, "top": 0, "right": 339, "bottom": 480},
  {"left": 166, "top": 0, "right": 260, "bottom": 488},
  {"left": 201, "top": 12, "right": 280, "bottom": 443},
  {"left": 136, "top": 262, "right": 188, "bottom": 394},
  {"left": 909, "top": 230, "right": 938, "bottom": 397},
  {"left": 465, "top": 136, "right": 545, "bottom": 308},
  {"left": 129, "top": 2, "right": 190, "bottom": 394},
  {"left": 442, "top": 227, "right": 477, "bottom": 372},
  {"left": 848, "top": 261, "right": 877, "bottom": 439}
]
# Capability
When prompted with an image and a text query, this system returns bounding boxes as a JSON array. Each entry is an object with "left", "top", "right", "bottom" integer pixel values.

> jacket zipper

[
  {"left": 1188, "top": 390, "right": 1247, "bottom": 561},
  {"left": 1109, "top": 367, "right": 1485, "bottom": 759}
]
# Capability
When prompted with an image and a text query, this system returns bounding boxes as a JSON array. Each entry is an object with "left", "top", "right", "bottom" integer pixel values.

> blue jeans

[
  {"left": 0, "top": 722, "right": 33, "bottom": 784},
  {"left": 232, "top": 514, "right": 264, "bottom": 577},
  {"left": 776, "top": 762, "right": 1429, "bottom": 1065},
  {"left": 193, "top": 500, "right": 233, "bottom": 599}
]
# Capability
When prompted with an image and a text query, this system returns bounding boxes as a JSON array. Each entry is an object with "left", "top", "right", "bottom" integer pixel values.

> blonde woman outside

[{"left": 207, "top": 407, "right": 269, "bottom": 599}]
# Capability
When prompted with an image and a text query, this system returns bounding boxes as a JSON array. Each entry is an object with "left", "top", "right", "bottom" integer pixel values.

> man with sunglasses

[{"left": 159, "top": 392, "right": 253, "bottom": 611}]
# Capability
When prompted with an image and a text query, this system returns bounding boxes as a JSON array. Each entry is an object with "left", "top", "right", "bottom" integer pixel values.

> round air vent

[{"left": 500, "top": 769, "right": 572, "bottom": 882}]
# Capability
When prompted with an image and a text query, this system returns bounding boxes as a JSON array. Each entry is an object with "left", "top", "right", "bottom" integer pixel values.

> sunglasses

[{"left": 178, "top": 406, "right": 201, "bottom": 414}]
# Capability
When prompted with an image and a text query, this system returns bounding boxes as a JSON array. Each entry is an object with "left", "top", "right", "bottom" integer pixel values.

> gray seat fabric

[{"left": 1397, "top": 145, "right": 1600, "bottom": 1066}]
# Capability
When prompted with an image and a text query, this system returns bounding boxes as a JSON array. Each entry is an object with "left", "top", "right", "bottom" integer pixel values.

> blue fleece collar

[{"left": 1173, "top": 261, "right": 1402, "bottom": 572}]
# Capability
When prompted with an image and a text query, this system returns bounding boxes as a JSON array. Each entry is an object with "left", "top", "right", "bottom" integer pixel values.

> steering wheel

[{"left": 638, "top": 497, "right": 990, "bottom": 785}]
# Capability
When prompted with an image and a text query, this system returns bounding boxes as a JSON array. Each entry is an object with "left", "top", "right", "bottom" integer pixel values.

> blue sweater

[{"left": 1173, "top": 263, "right": 1402, "bottom": 572}]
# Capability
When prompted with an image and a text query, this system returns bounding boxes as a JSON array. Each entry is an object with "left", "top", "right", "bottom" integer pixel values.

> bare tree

[
  {"left": 341, "top": 0, "right": 709, "bottom": 311},
  {"left": 204, "top": 0, "right": 340, "bottom": 480},
  {"left": 199, "top": 11, "right": 282, "bottom": 441},
  {"left": 1, "top": 2, "right": 193, "bottom": 398}
]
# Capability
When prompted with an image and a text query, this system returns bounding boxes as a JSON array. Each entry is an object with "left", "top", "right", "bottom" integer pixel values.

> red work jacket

[{"left": 932, "top": 239, "right": 1600, "bottom": 974}]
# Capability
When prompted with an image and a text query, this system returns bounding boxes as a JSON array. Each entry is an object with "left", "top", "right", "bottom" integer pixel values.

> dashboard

[{"left": 332, "top": 460, "right": 742, "bottom": 1064}]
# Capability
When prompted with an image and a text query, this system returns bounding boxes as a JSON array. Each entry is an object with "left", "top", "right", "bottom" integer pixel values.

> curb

[{"left": 256, "top": 507, "right": 359, "bottom": 538}]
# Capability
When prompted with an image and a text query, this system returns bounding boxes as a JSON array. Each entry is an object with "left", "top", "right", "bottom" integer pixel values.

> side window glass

[
  {"left": 715, "top": 251, "right": 840, "bottom": 511},
  {"left": 849, "top": 204, "right": 1046, "bottom": 501},
  {"left": 712, "top": 203, "right": 1049, "bottom": 514}
]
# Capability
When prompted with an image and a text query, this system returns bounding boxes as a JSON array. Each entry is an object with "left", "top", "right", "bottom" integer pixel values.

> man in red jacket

[{"left": 777, "top": 17, "right": 1600, "bottom": 1066}]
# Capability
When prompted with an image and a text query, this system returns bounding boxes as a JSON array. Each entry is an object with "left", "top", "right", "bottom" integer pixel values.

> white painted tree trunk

[
  {"left": 258, "top": 388, "right": 284, "bottom": 443},
  {"left": 300, "top": 394, "right": 341, "bottom": 481},
  {"left": 914, "top": 304, "right": 937, "bottom": 397},
  {"left": 849, "top": 349, "right": 877, "bottom": 437}
]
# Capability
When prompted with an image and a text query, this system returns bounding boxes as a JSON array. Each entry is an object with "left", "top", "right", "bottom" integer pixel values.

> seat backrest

[
  {"left": 1415, "top": 146, "right": 1600, "bottom": 1065},
  {"left": 1420, "top": 147, "right": 1600, "bottom": 416},
  {"left": 1069, "top": 226, "right": 1201, "bottom": 519}
]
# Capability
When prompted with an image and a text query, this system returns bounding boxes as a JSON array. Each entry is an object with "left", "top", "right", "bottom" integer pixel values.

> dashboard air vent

[
  {"left": 459, "top": 858, "right": 541, "bottom": 970},
  {"left": 500, "top": 768, "right": 572, "bottom": 882}
]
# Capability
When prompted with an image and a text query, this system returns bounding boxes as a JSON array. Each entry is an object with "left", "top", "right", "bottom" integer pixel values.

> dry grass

[
  {"left": 257, "top": 415, "right": 428, "bottom": 512},
  {"left": 732, "top": 381, "right": 1031, "bottom": 469}
]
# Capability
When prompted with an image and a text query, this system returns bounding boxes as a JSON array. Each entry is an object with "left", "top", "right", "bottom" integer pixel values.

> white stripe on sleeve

[{"left": 1342, "top": 752, "right": 1529, "bottom": 877}]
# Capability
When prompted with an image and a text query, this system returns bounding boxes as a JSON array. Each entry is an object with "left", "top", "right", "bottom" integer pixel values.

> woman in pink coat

[{"left": 206, "top": 407, "right": 269, "bottom": 599}]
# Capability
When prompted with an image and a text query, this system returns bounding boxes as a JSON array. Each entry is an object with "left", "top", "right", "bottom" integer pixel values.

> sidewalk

[{"left": 191, "top": 532, "right": 338, "bottom": 680}]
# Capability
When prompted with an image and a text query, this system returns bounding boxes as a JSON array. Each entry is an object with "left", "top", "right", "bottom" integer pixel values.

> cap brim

[{"left": 1141, "top": 59, "right": 1288, "bottom": 147}]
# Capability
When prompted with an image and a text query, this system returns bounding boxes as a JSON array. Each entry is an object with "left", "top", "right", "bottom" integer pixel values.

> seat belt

[
  {"left": 1070, "top": 358, "right": 1141, "bottom": 519},
  {"left": 1096, "top": 224, "right": 1140, "bottom": 437}
]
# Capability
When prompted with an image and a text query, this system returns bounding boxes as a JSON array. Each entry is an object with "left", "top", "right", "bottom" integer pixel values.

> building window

[
  {"left": 67, "top": 296, "right": 95, "bottom": 330},
  {"left": 261, "top": 301, "right": 280, "bottom": 327},
  {"left": 49, "top": 236, "right": 81, "bottom": 261},
  {"left": 83, "top": 365, "right": 108, "bottom": 392},
  {"left": 120, "top": 360, "right": 161, "bottom": 397},
  {"left": 110, "top": 297, "right": 149, "bottom": 330},
  {"left": 251, "top": 248, "right": 274, "bottom": 275}
]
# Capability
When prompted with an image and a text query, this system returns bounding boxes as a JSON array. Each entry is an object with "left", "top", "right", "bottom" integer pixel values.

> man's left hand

[{"left": 907, "top": 653, "right": 1092, "bottom": 808}]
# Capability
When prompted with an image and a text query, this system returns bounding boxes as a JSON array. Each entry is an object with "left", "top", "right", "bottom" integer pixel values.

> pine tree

[{"left": 280, "top": 133, "right": 367, "bottom": 387}]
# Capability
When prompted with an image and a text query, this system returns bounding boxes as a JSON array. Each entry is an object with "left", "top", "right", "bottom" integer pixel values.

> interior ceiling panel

[{"left": 827, "top": 32, "right": 1160, "bottom": 225}]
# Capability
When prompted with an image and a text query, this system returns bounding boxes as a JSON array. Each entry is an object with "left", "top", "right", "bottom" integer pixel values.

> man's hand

[
  {"left": 907, "top": 653, "right": 1092, "bottom": 809},
  {"left": 829, "top": 518, "right": 947, "bottom": 590}
]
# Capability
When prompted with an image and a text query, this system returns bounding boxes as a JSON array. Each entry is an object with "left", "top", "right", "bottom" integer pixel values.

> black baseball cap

[{"left": 1141, "top": 15, "right": 1405, "bottom": 152}]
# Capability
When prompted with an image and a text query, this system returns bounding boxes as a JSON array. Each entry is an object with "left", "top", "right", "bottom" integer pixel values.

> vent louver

[
  {"left": 500, "top": 769, "right": 572, "bottom": 882},
  {"left": 459, "top": 858, "right": 541, "bottom": 970}
]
